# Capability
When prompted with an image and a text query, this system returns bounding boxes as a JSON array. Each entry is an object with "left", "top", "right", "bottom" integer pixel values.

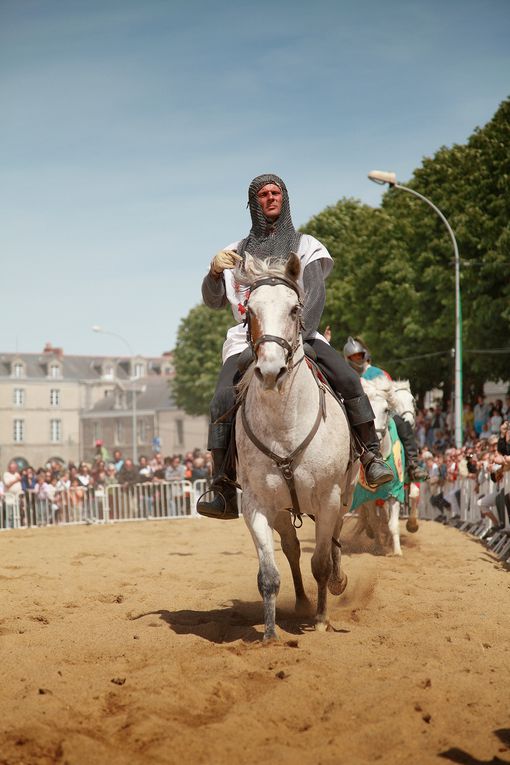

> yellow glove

[{"left": 210, "top": 249, "right": 242, "bottom": 276}]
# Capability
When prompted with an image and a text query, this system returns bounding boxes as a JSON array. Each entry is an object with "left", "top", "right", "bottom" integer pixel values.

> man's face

[
  {"left": 257, "top": 183, "right": 283, "bottom": 221},
  {"left": 348, "top": 352, "right": 365, "bottom": 366}
]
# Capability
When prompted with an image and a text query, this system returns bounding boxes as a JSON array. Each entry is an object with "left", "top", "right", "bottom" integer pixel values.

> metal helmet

[{"left": 343, "top": 336, "right": 367, "bottom": 374}]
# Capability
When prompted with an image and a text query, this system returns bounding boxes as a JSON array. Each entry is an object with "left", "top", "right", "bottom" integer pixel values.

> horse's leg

[
  {"left": 273, "top": 511, "right": 312, "bottom": 615},
  {"left": 371, "top": 503, "right": 386, "bottom": 555},
  {"left": 328, "top": 513, "right": 348, "bottom": 596},
  {"left": 312, "top": 493, "right": 340, "bottom": 631},
  {"left": 406, "top": 487, "right": 420, "bottom": 533},
  {"left": 388, "top": 498, "right": 403, "bottom": 556},
  {"left": 244, "top": 502, "right": 280, "bottom": 641}
]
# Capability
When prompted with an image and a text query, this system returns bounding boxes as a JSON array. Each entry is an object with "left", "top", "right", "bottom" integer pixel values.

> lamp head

[
  {"left": 368, "top": 170, "right": 397, "bottom": 186},
  {"left": 92, "top": 325, "right": 103, "bottom": 333}
]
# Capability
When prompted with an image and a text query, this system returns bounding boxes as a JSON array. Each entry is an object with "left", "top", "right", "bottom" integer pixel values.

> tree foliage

[
  {"left": 301, "top": 96, "right": 510, "bottom": 399},
  {"left": 171, "top": 304, "right": 235, "bottom": 416}
]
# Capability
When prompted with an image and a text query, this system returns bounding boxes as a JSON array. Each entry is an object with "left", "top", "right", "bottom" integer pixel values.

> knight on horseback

[
  {"left": 343, "top": 336, "right": 428, "bottom": 482},
  {"left": 197, "top": 174, "right": 394, "bottom": 521}
]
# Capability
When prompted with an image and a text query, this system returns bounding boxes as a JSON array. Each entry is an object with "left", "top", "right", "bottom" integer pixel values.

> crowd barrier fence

[
  {"left": 2, "top": 473, "right": 510, "bottom": 564},
  {"left": 0, "top": 479, "right": 211, "bottom": 531},
  {"left": 418, "top": 470, "right": 510, "bottom": 562}
]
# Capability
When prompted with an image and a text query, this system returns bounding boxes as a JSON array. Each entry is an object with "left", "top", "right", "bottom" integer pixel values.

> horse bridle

[
  {"left": 244, "top": 275, "right": 303, "bottom": 369},
  {"left": 393, "top": 385, "right": 416, "bottom": 422}
]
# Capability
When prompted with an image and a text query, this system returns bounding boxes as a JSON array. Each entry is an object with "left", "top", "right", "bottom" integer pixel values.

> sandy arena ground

[{"left": 1, "top": 515, "right": 510, "bottom": 765}]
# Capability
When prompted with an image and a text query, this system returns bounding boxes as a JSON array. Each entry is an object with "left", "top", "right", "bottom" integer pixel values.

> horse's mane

[
  {"left": 361, "top": 374, "right": 398, "bottom": 411},
  {"left": 233, "top": 254, "right": 302, "bottom": 297},
  {"left": 393, "top": 378, "right": 411, "bottom": 392}
]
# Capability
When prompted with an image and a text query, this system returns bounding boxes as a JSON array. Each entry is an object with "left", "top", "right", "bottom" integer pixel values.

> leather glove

[{"left": 210, "top": 249, "right": 241, "bottom": 277}]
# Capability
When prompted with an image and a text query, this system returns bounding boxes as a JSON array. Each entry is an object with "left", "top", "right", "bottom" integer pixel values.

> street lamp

[
  {"left": 92, "top": 325, "right": 138, "bottom": 463},
  {"left": 367, "top": 170, "right": 463, "bottom": 448}
]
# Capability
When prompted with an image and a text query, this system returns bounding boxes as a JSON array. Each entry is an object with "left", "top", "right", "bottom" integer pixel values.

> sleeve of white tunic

[{"left": 299, "top": 234, "right": 333, "bottom": 341}]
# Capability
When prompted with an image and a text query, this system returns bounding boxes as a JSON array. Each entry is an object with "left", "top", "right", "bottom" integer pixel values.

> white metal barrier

[{"left": 0, "top": 480, "right": 212, "bottom": 531}]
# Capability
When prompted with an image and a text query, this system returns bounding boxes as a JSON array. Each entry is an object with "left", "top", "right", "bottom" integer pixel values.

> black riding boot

[
  {"left": 344, "top": 395, "right": 394, "bottom": 488},
  {"left": 196, "top": 424, "right": 239, "bottom": 520},
  {"left": 393, "top": 414, "right": 428, "bottom": 481}
]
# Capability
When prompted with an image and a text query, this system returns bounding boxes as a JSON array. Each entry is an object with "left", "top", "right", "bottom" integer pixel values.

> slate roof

[
  {"left": 83, "top": 377, "right": 176, "bottom": 415},
  {"left": 0, "top": 352, "right": 170, "bottom": 381}
]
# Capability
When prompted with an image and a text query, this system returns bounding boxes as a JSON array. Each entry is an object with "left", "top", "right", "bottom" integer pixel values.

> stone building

[{"left": 0, "top": 344, "right": 207, "bottom": 469}]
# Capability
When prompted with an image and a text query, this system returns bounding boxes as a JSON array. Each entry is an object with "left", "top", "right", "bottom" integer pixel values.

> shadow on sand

[
  {"left": 439, "top": 728, "right": 510, "bottom": 764},
  {"left": 129, "top": 600, "right": 334, "bottom": 644}
]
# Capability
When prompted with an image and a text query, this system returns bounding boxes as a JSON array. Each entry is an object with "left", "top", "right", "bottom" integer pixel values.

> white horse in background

[
  {"left": 236, "top": 254, "right": 354, "bottom": 640},
  {"left": 392, "top": 379, "right": 420, "bottom": 533},
  {"left": 355, "top": 376, "right": 404, "bottom": 556},
  {"left": 392, "top": 379, "right": 415, "bottom": 427}
]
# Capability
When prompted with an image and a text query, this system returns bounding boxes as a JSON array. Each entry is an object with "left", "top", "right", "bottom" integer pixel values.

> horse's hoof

[
  {"left": 406, "top": 519, "right": 419, "bottom": 533},
  {"left": 263, "top": 630, "right": 279, "bottom": 643},
  {"left": 328, "top": 573, "right": 348, "bottom": 596},
  {"left": 315, "top": 620, "right": 329, "bottom": 633}
]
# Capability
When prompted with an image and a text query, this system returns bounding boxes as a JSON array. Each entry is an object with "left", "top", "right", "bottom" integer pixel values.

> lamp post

[
  {"left": 92, "top": 325, "right": 138, "bottom": 463},
  {"left": 367, "top": 171, "right": 463, "bottom": 448}
]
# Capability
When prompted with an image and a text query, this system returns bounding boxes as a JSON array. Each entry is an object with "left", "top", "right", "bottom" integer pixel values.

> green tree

[
  {"left": 301, "top": 96, "right": 510, "bottom": 399},
  {"left": 171, "top": 304, "right": 235, "bottom": 416}
]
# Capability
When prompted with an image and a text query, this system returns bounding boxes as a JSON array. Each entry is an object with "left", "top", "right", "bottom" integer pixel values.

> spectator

[
  {"left": 113, "top": 450, "right": 124, "bottom": 472},
  {"left": 138, "top": 455, "right": 152, "bottom": 482},
  {"left": 474, "top": 395, "right": 490, "bottom": 436},
  {"left": 77, "top": 462, "right": 91, "bottom": 487},
  {"left": 164, "top": 455, "right": 185, "bottom": 482},
  {"left": 498, "top": 421, "right": 510, "bottom": 457},
  {"left": 191, "top": 456, "right": 209, "bottom": 482},
  {"left": 3, "top": 461, "right": 22, "bottom": 497},
  {"left": 118, "top": 458, "right": 139, "bottom": 485},
  {"left": 489, "top": 406, "right": 503, "bottom": 435},
  {"left": 104, "top": 463, "right": 118, "bottom": 488}
]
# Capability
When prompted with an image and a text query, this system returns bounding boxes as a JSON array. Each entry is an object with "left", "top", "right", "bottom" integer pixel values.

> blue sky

[{"left": 1, "top": 0, "right": 509, "bottom": 357}]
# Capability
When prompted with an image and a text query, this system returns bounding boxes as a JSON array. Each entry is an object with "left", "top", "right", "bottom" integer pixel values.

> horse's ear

[{"left": 285, "top": 252, "right": 301, "bottom": 282}]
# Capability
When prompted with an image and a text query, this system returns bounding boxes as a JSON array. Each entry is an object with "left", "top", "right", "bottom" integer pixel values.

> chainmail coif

[{"left": 237, "top": 173, "right": 302, "bottom": 262}]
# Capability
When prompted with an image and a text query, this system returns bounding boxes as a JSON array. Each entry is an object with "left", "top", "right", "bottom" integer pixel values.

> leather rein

[{"left": 240, "top": 274, "right": 329, "bottom": 530}]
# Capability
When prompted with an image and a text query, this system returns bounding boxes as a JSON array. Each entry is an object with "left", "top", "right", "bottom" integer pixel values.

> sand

[{"left": 1, "top": 516, "right": 509, "bottom": 765}]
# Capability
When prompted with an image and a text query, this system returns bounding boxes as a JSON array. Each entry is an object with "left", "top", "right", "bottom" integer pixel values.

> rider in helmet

[
  {"left": 197, "top": 174, "right": 394, "bottom": 521},
  {"left": 343, "top": 336, "right": 428, "bottom": 482}
]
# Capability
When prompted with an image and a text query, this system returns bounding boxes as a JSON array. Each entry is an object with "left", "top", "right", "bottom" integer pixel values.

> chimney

[{"left": 43, "top": 343, "right": 64, "bottom": 359}]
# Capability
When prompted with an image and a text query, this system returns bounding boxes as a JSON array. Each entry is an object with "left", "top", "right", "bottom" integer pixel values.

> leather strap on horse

[{"left": 241, "top": 376, "right": 326, "bottom": 523}]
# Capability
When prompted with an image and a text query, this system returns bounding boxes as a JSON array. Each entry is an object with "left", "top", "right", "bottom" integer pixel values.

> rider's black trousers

[{"left": 208, "top": 339, "right": 370, "bottom": 449}]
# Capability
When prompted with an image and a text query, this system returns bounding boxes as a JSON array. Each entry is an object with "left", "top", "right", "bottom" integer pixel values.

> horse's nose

[{"left": 255, "top": 364, "right": 287, "bottom": 390}]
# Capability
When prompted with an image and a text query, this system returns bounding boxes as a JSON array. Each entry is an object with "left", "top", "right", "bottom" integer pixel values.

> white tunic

[{"left": 219, "top": 234, "right": 333, "bottom": 362}]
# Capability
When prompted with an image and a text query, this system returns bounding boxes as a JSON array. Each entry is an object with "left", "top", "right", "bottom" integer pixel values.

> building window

[
  {"left": 50, "top": 419, "right": 62, "bottom": 443},
  {"left": 176, "top": 419, "right": 184, "bottom": 447},
  {"left": 13, "top": 419, "right": 24, "bottom": 443},
  {"left": 50, "top": 389, "right": 60, "bottom": 407},
  {"left": 103, "top": 365, "right": 114, "bottom": 380},
  {"left": 134, "top": 362, "right": 144, "bottom": 379},
  {"left": 13, "top": 388, "right": 25, "bottom": 407},
  {"left": 115, "top": 420, "right": 123, "bottom": 445},
  {"left": 13, "top": 363, "right": 24, "bottom": 378},
  {"left": 93, "top": 422, "right": 102, "bottom": 443},
  {"left": 50, "top": 364, "right": 61, "bottom": 379},
  {"left": 138, "top": 419, "right": 148, "bottom": 443}
]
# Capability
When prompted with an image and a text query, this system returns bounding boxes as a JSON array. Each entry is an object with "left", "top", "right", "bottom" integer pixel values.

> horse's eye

[{"left": 290, "top": 305, "right": 299, "bottom": 318}]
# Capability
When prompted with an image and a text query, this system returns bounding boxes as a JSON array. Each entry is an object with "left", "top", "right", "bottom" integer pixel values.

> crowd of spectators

[
  {"left": 0, "top": 446, "right": 213, "bottom": 526},
  {"left": 415, "top": 395, "right": 510, "bottom": 534},
  {"left": 2, "top": 394, "right": 510, "bottom": 529}
]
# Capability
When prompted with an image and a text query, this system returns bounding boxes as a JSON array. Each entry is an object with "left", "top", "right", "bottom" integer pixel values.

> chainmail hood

[{"left": 237, "top": 173, "right": 302, "bottom": 262}]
